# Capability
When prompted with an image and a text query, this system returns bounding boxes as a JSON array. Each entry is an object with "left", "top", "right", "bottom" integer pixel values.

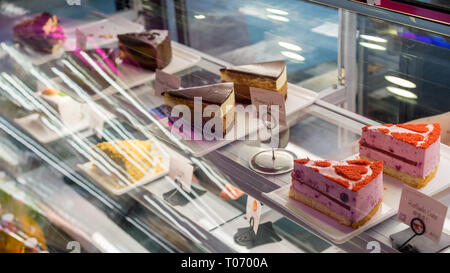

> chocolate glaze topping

[
  {"left": 163, "top": 82, "right": 234, "bottom": 105},
  {"left": 220, "top": 60, "right": 286, "bottom": 79},
  {"left": 118, "top": 30, "right": 169, "bottom": 47}
]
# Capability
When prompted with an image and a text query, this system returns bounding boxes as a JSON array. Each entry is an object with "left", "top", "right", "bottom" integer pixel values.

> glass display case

[{"left": 0, "top": 0, "right": 448, "bottom": 253}]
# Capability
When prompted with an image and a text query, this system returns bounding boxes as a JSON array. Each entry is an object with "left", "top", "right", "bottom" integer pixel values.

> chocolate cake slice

[
  {"left": 162, "top": 83, "right": 235, "bottom": 137},
  {"left": 220, "top": 60, "right": 287, "bottom": 104},
  {"left": 118, "top": 30, "right": 172, "bottom": 70},
  {"left": 13, "top": 12, "right": 66, "bottom": 54}
]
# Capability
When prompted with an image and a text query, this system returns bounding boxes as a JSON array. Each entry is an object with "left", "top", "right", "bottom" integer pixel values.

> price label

[
  {"left": 154, "top": 70, "right": 181, "bottom": 97},
  {"left": 169, "top": 155, "right": 193, "bottom": 193},
  {"left": 246, "top": 195, "right": 262, "bottom": 235},
  {"left": 398, "top": 186, "right": 448, "bottom": 243},
  {"left": 249, "top": 87, "right": 287, "bottom": 126}
]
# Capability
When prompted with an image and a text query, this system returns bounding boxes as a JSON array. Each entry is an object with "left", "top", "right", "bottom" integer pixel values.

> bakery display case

[{"left": 0, "top": 0, "right": 448, "bottom": 254}]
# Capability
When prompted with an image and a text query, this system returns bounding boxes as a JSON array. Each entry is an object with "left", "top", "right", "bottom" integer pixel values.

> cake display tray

[
  {"left": 92, "top": 43, "right": 201, "bottom": 100},
  {"left": 147, "top": 83, "right": 318, "bottom": 157},
  {"left": 263, "top": 144, "right": 450, "bottom": 244},
  {"left": 77, "top": 144, "right": 170, "bottom": 195}
]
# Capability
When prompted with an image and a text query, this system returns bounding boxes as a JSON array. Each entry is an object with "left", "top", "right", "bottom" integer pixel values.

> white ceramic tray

[
  {"left": 263, "top": 144, "right": 450, "bottom": 244},
  {"left": 77, "top": 141, "right": 170, "bottom": 195},
  {"left": 148, "top": 83, "right": 318, "bottom": 157},
  {"left": 14, "top": 113, "right": 91, "bottom": 144},
  {"left": 92, "top": 43, "right": 201, "bottom": 100}
]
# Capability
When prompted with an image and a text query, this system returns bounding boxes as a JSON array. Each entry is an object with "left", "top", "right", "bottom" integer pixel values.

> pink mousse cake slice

[
  {"left": 359, "top": 123, "right": 440, "bottom": 189},
  {"left": 289, "top": 158, "right": 383, "bottom": 229}
]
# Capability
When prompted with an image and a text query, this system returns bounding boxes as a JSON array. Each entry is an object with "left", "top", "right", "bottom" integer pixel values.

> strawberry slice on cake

[
  {"left": 289, "top": 159, "right": 383, "bottom": 229},
  {"left": 359, "top": 123, "right": 440, "bottom": 189}
]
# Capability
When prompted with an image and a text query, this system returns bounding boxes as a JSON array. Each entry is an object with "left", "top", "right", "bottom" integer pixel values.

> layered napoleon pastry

[
  {"left": 289, "top": 159, "right": 383, "bottom": 229},
  {"left": 118, "top": 30, "right": 172, "bottom": 70},
  {"left": 91, "top": 140, "right": 165, "bottom": 182},
  {"left": 220, "top": 60, "right": 287, "bottom": 104},
  {"left": 38, "top": 88, "right": 83, "bottom": 126},
  {"left": 359, "top": 123, "right": 441, "bottom": 189},
  {"left": 161, "top": 82, "right": 235, "bottom": 137},
  {"left": 13, "top": 12, "right": 65, "bottom": 54}
]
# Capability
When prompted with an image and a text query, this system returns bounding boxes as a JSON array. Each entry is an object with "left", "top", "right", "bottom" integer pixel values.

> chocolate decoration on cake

[
  {"left": 13, "top": 12, "right": 66, "bottom": 54},
  {"left": 220, "top": 60, "right": 287, "bottom": 104},
  {"left": 162, "top": 83, "right": 236, "bottom": 137},
  {"left": 162, "top": 82, "right": 234, "bottom": 105},
  {"left": 117, "top": 30, "right": 172, "bottom": 70}
]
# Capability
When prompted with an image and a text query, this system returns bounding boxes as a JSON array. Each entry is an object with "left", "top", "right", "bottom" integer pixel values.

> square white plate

[
  {"left": 77, "top": 142, "right": 170, "bottom": 195},
  {"left": 263, "top": 144, "right": 450, "bottom": 244}
]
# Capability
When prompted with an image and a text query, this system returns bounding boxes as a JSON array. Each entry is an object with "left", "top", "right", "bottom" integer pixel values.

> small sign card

[
  {"left": 154, "top": 69, "right": 181, "bottom": 97},
  {"left": 246, "top": 195, "right": 262, "bottom": 235},
  {"left": 169, "top": 154, "right": 193, "bottom": 193},
  {"left": 398, "top": 186, "right": 448, "bottom": 243},
  {"left": 250, "top": 87, "right": 287, "bottom": 127}
]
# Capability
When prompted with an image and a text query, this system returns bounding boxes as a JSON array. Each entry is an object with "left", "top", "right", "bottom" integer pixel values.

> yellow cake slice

[{"left": 91, "top": 140, "right": 162, "bottom": 182}]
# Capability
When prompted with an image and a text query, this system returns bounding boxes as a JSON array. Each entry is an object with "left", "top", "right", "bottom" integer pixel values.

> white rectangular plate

[
  {"left": 263, "top": 144, "right": 450, "bottom": 244},
  {"left": 14, "top": 113, "right": 91, "bottom": 144},
  {"left": 148, "top": 84, "right": 318, "bottom": 157},
  {"left": 77, "top": 144, "right": 170, "bottom": 195}
]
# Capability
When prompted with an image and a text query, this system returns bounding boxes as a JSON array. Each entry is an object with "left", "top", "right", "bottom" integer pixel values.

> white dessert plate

[
  {"left": 263, "top": 143, "right": 450, "bottom": 244},
  {"left": 147, "top": 83, "right": 318, "bottom": 157},
  {"left": 91, "top": 42, "right": 201, "bottom": 100},
  {"left": 77, "top": 141, "right": 170, "bottom": 195},
  {"left": 14, "top": 113, "right": 91, "bottom": 144}
]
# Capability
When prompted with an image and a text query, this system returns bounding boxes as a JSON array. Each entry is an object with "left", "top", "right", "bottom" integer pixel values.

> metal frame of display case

[{"left": 0, "top": 0, "right": 448, "bottom": 253}]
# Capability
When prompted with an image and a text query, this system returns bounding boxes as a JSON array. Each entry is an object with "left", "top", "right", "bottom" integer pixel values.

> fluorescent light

[
  {"left": 387, "top": 86, "right": 417, "bottom": 99},
  {"left": 384, "top": 75, "right": 416, "bottom": 89},
  {"left": 281, "top": 51, "right": 305, "bottom": 61},
  {"left": 360, "top": 35, "right": 387, "bottom": 43},
  {"left": 266, "top": 8, "right": 288, "bottom": 15},
  {"left": 359, "top": 42, "right": 386, "bottom": 51},
  {"left": 194, "top": 14, "right": 205, "bottom": 20},
  {"left": 267, "top": 14, "right": 289, "bottom": 22},
  {"left": 278, "top": 41, "right": 302, "bottom": 51}
]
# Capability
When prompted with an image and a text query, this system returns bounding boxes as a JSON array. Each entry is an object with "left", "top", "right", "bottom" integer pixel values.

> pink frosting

[
  {"left": 360, "top": 128, "right": 440, "bottom": 177},
  {"left": 292, "top": 161, "right": 383, "bottom": 222}
]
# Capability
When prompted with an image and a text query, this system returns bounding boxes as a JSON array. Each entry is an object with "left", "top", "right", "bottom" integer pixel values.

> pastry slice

[
  {"left": 220, "top": 60, "right": 287, "bottom": 104},
  {"left": 289, "top": 158, "right": 383, "bottom": 229},
  {"left": 162, "top": 82, "right": 235, "bottom": 137},
  {"left": 359, "top": 123, "right": 441, "bottom": 188},
  {"left": 118, "top": 30, "right": 172, "bottom": 70},
  {"left": 92, "top": 140, "right": 163, "bottom": 182},
  {"left": 13, "top": 12, "right": 66, "bottom": 54}
]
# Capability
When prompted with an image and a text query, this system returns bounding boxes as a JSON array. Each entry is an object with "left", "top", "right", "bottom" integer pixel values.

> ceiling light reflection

[
  {"left": 387, "top": 86, "right": 417, "bottom": 99},
  {"left": 384, "top": 75, "right": 416, "bottom": 89},
  {"left": 267, "top": 14, "right": 289, "bottom": 22},
  {"left": 360, "top": 35, "right": 387, "bottom": 43},
  {"left": 194, "top": 14, "right": 205, "bottom": 20},
  {"left": 359, "top": 42, "right": 386, "bottom": 51},
  {"left": 281, "top": 51, "right": 305, "bottom": 61},
  {"left": 278, "top": 41, "right": 302, "bottom": 51},
  {"left": 266, "top": 8, "right": 288, "bottom": 15}
]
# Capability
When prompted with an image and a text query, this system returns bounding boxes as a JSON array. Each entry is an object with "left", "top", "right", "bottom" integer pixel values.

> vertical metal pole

[{"left": 338, "top": 9, "right": 358, "bottom": 113}]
